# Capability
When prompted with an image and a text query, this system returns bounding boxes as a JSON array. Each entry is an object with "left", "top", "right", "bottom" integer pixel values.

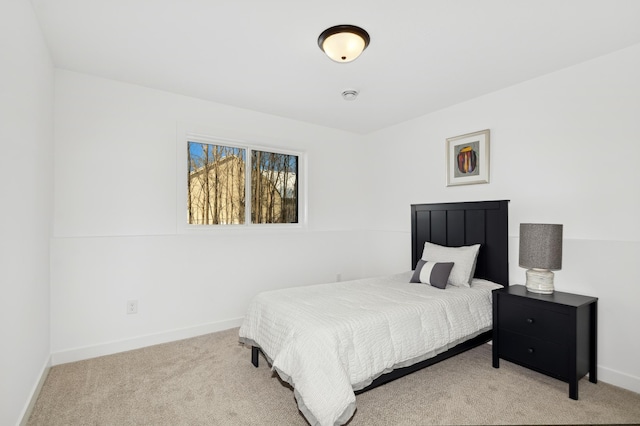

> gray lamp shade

[{"left": 519, "top": 223, "right": 563, "bottom": 270}]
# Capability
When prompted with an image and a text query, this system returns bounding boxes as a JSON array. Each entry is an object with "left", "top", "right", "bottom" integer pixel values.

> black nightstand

[{"left": 492, "top": 285, "right": 598, "bottom": 400}]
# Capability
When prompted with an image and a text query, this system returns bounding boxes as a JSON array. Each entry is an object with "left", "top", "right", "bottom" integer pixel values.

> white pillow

[{"left": 421, "top": 242, "right": 480, "bottom": 287}]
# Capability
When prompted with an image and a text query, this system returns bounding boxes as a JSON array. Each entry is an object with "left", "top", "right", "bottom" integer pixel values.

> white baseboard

[
  {"left": 51, "top": 317, "right": 244, "bottom": 366},
  {"left": 19, "top": 355, "right": 51, "bottom": 426},
  {"left": 598, "top": 365, "right": 640, "bottom": 395}
]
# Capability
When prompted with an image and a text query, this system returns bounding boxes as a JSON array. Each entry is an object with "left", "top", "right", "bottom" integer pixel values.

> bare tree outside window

[
  {"left": 251, "top": 150, "right": 298, "bottom": 224},
  {"left": 187, "top": 141, "right": 298, "bottom": 225}
]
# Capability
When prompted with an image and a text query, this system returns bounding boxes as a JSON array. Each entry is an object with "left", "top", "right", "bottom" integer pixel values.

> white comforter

[{"left": 238, "top": 272, "right": 501, "bottom": 426}]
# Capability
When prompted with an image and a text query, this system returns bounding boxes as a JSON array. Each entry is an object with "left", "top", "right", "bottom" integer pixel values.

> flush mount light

[
  {"left": 341, "top": 90, "right": 359, "bottom": 101},
  {"left": 318, "top": 25, "right": 370, "bottom": 63}
]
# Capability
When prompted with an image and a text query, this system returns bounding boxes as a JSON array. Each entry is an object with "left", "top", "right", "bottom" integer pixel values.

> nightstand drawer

[
  {"left": 498, "top": 330, "right": 568, "bottom": 379},
  {"left": 498, "top": 299, "right": 568, "bottom": 344}
]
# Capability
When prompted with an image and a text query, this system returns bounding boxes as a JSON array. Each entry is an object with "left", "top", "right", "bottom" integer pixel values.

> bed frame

[{"left": 251, "top": 199, "right": 510, "bottom": 393}]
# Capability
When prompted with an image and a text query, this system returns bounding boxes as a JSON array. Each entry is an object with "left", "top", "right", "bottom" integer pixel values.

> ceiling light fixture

[
  {"left": 318, "top": 25, "right": 370, "bottom": 63},
  {"left": 341, "top": 90, "right": 359, "bottom": 101}
]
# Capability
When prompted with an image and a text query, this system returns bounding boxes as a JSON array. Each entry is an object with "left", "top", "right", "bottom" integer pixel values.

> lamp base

[{"left": 525, "top": 268, "right": 554, "bottom": 294}]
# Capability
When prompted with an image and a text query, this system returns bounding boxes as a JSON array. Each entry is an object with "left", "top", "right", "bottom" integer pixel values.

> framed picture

[{"left": 446, "top": 129, "right": 490, "bottom": 186}]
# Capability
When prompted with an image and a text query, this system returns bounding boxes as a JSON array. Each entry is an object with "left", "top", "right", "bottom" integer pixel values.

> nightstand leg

[
  {"left": 569, "top": 381, "right": 578, "bottom": 400},
  {"left": 589, "top": 301, "right": 598, "bottom": 383}
]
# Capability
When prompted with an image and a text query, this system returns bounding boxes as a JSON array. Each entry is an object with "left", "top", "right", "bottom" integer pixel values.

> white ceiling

[{"left": 31, "top": 0, "right": 640, "bottom": 134}]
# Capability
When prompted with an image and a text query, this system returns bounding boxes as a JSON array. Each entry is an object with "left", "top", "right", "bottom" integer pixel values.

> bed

[{"left": 239, "top": 200, "right": 509, "bottom": 426}]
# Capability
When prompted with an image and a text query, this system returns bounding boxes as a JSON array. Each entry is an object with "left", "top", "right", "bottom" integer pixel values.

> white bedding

[{"left": 238, "top": 272, "right": 502, "bottom": 426}]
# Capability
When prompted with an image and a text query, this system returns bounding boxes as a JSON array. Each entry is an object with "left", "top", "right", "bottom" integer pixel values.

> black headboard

[{"left": 411, "top": 200, "right": 509, "bottom": 287}]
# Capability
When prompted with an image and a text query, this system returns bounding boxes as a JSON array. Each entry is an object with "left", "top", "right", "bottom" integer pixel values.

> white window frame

[{"left": 176, "top": 124, "right": 307, "bottom": 233}]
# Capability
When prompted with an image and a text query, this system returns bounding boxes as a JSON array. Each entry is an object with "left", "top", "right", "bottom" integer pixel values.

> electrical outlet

[{"left": 126, "top": 300, "right": 138, "bottom": 314}]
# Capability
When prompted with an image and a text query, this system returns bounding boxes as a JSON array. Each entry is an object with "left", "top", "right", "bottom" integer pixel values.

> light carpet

[{"left": 28, "top": 328, "right": 640, "bottom": 425}]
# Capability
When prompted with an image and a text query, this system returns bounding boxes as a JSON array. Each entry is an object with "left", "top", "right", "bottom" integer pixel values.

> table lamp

[{"left": 519, "top": 223, "right": 563, "bottom": 294}]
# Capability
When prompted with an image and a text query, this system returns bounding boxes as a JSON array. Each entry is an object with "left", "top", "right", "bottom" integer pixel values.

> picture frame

[{"left": 446, "top": 129, "right": 490, "bottom": 186}]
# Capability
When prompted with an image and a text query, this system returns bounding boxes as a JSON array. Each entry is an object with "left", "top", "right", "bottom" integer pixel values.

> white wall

[
  {"left": 361, "top": 43, "right": 640, "bottom": 392},
  {"left": 50, "top": 71, "right": 368, "bottom": 363},
  {"left": 0, "top": 0, "right": 54, "bottom": 424}
]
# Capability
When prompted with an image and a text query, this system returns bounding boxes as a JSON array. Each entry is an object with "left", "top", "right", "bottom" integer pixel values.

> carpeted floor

[{"left": 28, "top": 328, "right": 640, "bottom": 425}]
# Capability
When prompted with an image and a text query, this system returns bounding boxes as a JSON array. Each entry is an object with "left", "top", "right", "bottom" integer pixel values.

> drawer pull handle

[
  {"left": 528, "top": 348, "right": 535, "bottom": 354},
  {"left": 526, "top": 318, "right": 534, "bottom": 324}
]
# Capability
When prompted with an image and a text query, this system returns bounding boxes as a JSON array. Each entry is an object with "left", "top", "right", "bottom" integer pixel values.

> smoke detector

[{"left": 341, "top": 90, "right": 359, "bottom": 101}]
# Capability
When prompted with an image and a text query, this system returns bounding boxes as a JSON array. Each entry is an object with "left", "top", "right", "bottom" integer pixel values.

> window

[{"left": 186, "top": 138, "right": 300, "bottom": 226}]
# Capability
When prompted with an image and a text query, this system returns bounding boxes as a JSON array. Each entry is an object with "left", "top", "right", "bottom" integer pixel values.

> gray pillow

[{"left": 410, "top": 260, "right": 455, "bottom": 289}]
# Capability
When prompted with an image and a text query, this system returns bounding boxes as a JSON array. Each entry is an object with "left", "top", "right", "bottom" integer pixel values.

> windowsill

[{"left": 177, "top": 221, "right": 307, "bottom": 235}]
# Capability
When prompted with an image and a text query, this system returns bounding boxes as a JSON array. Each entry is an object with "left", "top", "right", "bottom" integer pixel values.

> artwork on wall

[{"left": 446, "top": 129, "right": 490, "bottom": 186}]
